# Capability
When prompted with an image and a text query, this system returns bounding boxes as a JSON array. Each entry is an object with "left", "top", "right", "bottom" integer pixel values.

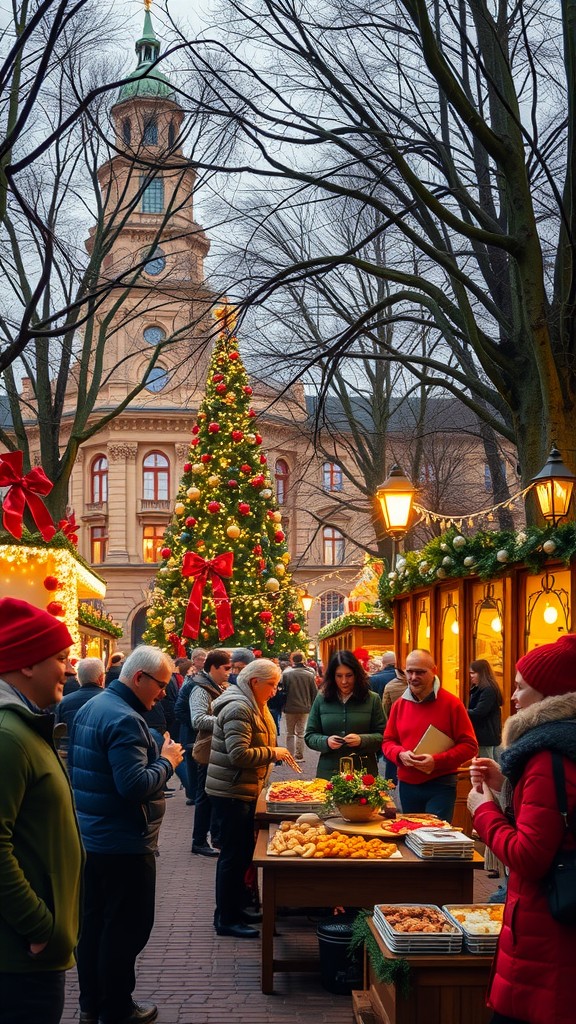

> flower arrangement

[{"left": 324, "top": 771, "right": 395, "bottom": 811}]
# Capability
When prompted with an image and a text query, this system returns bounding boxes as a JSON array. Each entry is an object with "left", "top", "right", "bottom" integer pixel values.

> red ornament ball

[
  {"left": 243, "top": 385, "right": 253, "bottom": 395},
  {"left": 192, "top": 424, "right": 200, "bottom": 435},
  {"left": 255, "top": 433, "right": 263, "bottom": 444},
  {"left": 231, "top": 430, "right": 244, "bottom": 442},
  {"left": 250, "top": 474, "right": 265, "bottom": 487},
  {"left": 289, "top": 623, "right": 301, "bottom": 634},
  {"left": 185, "top": 517, "right": 197, "bottom": 528},
  {"left": 215, "top": 383, "right": 226, "bottom": 394},
  {"left": 259, "top": 454, "right": 267, "bottom": 464},
  {"left": 183, "top": 462, "right": 192, "bottom": 472},
  {"left": 274, "top": 530, "right": 285, "bottom": 542},
  {"left": 227, "top": 479, "right": 238, "bottom": 488},
  {"left": 161, "top": 547, "right": 171, "bottom": 559},
  {"left": 207, "top": 501, "right": 222, "bottom": 513},
  {"left": 43, "top": 576, "right": 60, "bottom": 591},
  {"left": 252, "top": 649, "right": 262, "bottom": 657},
  {"left": 229, "top": 351, "right": 239, "bottom": 360},
  {"left": 208, "top": 422, "right": 220, "bottom": 433},
  {"left": 259, "top": 610, "right": 273, "bottom": 623},
  {"left": 201, "top": 453, "right": 212, "bottom": 463},
  {"left": 248, "top": 408, "right": 256, "bottom": 418},
  {"left": 253, "top": 544, "right": 262, "bottom": 555},
  {"left": 240, "top": 464, "right": 252, "bottom": 474},
  {"left": 190, "top": 438, "right": 199, "bottom": 447},
  {"left": 238, "top": 502, "right": 251, "bottom": 516},
  {"left": 287, "top": 611, "right": 295, "bottom": 621},
  {"left": 212, "top": 373, "right": 224, "bottom": 382},
  {"left": 46, "top": 601, "right": 65, "bottom": 617}
]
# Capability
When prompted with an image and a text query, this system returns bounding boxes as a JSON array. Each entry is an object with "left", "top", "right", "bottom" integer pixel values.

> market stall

[{"left": 253, "top": 828, "right": 483, "bottom": 993}]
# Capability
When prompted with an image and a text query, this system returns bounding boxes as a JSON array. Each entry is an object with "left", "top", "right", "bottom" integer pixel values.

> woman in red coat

[{"left": 468, "top": 634, "right": 576, "bottom": 1024}]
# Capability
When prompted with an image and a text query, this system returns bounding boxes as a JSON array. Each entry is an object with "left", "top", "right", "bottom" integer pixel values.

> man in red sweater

[{"left": 383, "top": 649, "right": 477, "bottom": 821}]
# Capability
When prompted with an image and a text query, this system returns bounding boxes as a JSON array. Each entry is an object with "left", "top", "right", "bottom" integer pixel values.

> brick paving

[{"left": 61, "top": 742, "right": 500, "bottom": 1024}]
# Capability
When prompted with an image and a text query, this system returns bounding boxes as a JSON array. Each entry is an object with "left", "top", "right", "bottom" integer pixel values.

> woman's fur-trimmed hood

[{"left": 503, "top": 692, "right": 576, "bottom": 747}]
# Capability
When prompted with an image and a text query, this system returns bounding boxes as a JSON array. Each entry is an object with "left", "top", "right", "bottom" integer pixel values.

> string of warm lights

[{"left": 413, "top": 486, "right": 532, "bottom": 530}]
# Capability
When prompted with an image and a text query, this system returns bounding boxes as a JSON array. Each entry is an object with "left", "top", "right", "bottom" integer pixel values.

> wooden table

[
  {"left": 253, "top": 829, "right": 483, "bottom": 993},
  {"left": 359, "top": 918, "right": 492, "bottom": 1024}
]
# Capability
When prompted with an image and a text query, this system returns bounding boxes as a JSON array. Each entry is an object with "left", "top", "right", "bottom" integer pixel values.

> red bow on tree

[
  {"left": 57, "top": 511, "right": 79, "bottom": 546},
  {"left": 181, "top": 550, "right": 235, "bottom": 641},
  {"left": 0, "top": 450, "right": 56, "bottom": 542}
]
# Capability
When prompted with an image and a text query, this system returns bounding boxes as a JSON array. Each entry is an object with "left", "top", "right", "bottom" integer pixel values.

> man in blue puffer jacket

[{"left": 69, "top": 646, "right": 183, "bottom": 1024}]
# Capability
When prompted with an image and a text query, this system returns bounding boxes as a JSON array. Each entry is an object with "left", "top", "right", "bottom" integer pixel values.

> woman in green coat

[{"left": 305, "top": 650, "right": 386, "bottom": 780}]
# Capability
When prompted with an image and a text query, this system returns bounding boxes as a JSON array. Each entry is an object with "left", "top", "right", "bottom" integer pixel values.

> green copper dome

[{"left": 117, "top": 9, "right": 179, "bottom": 104}]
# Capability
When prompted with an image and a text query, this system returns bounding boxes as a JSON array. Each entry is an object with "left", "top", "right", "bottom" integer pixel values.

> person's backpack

[{"left": 175, "top": 678, "right": 194, "bottom": 729}]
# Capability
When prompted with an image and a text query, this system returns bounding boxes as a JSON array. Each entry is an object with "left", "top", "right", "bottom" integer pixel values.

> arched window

[
  {"left": 123, "top": 118, "right": 131, "bottom": 146},
  {"left": 275, "top": 459, "right": 289, "bottom": 505},
  {"left": 143, "top": 451, "right": 169, "bottom": 501},
  {"left": 322, "top": 526, "right": 345, "bottom": 565},
  {"left": 140, "top": 175, "right": 164, "bottom": 213},
  {"left": 322, "top": 462, "right": 343, "bottom": 491},
  {"left": 143, "top": 116, "right": 158, "bottom": 145},
  {"left": 144, "top": 367, "right": 169, "bottom": 392},
  {"left": 319, "top": 591, "right": 345, "bottom": 628},
  {"left": 144, "top": 248, "right": 166, "bottom": 276},
  {"left": 143, "top": 325, "right": 166, "bottom": 346},
  {"left": 142, "top": 524, "right": 166, "bottom": 562},
  {"left": 91, "top": 455, "right": 108, "bottom": 503}
]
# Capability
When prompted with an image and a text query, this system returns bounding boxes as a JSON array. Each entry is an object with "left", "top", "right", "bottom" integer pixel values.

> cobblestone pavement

[{"left": 61, "top": 737, "right": 499, "bottom": 1023}]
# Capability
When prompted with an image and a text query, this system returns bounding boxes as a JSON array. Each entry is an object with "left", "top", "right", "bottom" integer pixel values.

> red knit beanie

[
  {"left": 0, "top": 597, "right": 74, "bottom": 673},
  {"left": 516, "top": 634, "right": 576, "bottom": 697}
]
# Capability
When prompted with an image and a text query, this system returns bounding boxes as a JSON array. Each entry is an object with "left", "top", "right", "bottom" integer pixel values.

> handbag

[
  {"left": 192, "top": 730, "right": 212, "bottom": 764},
  {"left": 544, "top": 752, "right": 576, "bottom": 925}
]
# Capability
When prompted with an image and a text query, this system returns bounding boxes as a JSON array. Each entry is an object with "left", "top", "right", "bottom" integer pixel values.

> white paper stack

[
  {"left": 373, "top": 904, "right": 462, "bottom": 954},
  {"left": 405, "top": 828, "right": 475, "bottom": 860}
]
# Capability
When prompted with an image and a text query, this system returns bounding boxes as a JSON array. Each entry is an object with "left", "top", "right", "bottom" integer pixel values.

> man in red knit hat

[
  {"left": 383, "top": 647, "right": 478, "bottom": 820},
  {"left": 0, "top": 596, "right": 83, "bottom": 1024}
]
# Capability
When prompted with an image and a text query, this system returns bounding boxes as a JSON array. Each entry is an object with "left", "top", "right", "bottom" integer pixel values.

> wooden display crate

[{"left": 361, "top": 919, "right": 492, "bottom": 1024}]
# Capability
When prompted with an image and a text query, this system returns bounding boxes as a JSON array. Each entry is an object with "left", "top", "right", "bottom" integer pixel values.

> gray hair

[
  {"left": 231, "top": 648, "right": 255, "bottom": 666},
  {"left": 77, "top": 657, "right": 105, "bottom": 686},
  {"left": 237, "top": 658, "right": 281, "bottom": 687},
  {"left": 382, "top": 651, "right": 396, "bottom": 668},
  {"left": 120, "top": 645, "right": 175, "bottom": 683}
]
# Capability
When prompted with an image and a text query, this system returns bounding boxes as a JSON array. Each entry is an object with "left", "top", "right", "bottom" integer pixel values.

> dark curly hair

[{"left": 323, "top": 650, "right": 369, "bottom": 702}]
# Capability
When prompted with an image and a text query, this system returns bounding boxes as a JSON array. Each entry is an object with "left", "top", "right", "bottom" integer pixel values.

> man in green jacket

[{"left": 0, "top": 597, "right": 84, "bottom": 1024}]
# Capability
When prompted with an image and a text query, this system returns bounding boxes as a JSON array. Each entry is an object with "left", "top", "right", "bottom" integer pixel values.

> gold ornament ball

[
  {"left": 187, "top": 487, "right": 201, "bottom": 501},
  {"left": 259, "top": 489, "right": 272, "bottom": 499},
  {"left": 246, "top": 433, "right": 256, "bottom": 443},
  {"left": 275, "top": 563, "right": 286, "bottom": 576},
  {"left": 272, "top": 511, "right": 282, "bottom": 523},
  {"left": 282, "top": 552, "right": 291, "bottom": 564},
  {"left": 265, "top": 577, "right": 280, "bottom": 592},
  {"left": 226, "top": 524, "right": 241, "bottom": 539},
  {"left": 192, "top": 463, "right": 205, "bottom": 474},
  {"left": 174, "top": 502, "right": 185, "bottom": 515},
  {"left": 208, "top": 475, "right": 220, "bottom": 487}
]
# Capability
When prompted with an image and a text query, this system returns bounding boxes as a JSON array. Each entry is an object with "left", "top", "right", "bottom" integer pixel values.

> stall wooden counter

[
  {"left": 253, "top": 828, "right": 483, "bottom": 994},
  {"left": 356, "top": 918, "right": 492, "bottom": 1024}
]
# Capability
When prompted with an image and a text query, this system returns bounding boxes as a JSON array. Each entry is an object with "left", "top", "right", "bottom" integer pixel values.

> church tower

[
  {"left": 83, "top": 1, "right": 212, "bottom": 411},
  {"left": 70, "top": 4, "right": 214, "bottom": 624}
]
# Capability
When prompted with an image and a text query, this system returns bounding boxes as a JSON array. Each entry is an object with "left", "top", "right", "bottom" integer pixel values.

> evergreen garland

[{"left": 349, "top": 911, "right": 411, "bottom": 997}]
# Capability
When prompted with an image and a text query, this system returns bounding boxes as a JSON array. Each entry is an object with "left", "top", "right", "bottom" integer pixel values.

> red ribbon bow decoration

[
  {"left": 181, "top": 550, "right": 235, "bottom": 641},
  {"left": 0, "top": 450, "right": 56, "bottom": 542},
  {"left": 57, "top": 511, "right": 79, "bottom": 546}
]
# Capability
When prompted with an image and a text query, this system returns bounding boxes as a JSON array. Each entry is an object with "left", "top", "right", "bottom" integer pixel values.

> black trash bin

[{"left": 316, "top": 917, "right": 363, "bottom": 995}]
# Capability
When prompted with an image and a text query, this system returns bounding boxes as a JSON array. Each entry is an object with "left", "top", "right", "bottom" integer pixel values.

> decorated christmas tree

[{"left": 143, "top": 307, "right": 307, "bottom": 655}]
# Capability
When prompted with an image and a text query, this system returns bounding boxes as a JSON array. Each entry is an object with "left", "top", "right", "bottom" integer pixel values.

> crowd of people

[{"left": 1, "top": 592, "right": 576, "bottom": 1024}]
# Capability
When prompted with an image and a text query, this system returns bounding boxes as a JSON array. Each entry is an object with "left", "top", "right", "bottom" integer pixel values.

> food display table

[
  {"left": 357, "top": 918, "right": 492, "bottom": 1024},
  {"left": 253, "top": 829, "right": 483, "bottom": 993}
]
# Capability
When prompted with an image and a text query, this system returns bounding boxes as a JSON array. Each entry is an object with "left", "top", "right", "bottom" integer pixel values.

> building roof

[
  {"left": 305, "top": 393, "right": 489, "bottom": 437},
  {"left": 116, "top": 8, "right": 178, "bottom": 105}
]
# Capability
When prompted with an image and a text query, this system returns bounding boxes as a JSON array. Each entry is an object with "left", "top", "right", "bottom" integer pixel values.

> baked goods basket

[{"left": 373, "top": 904, "right": 463, "bottom": 953}]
